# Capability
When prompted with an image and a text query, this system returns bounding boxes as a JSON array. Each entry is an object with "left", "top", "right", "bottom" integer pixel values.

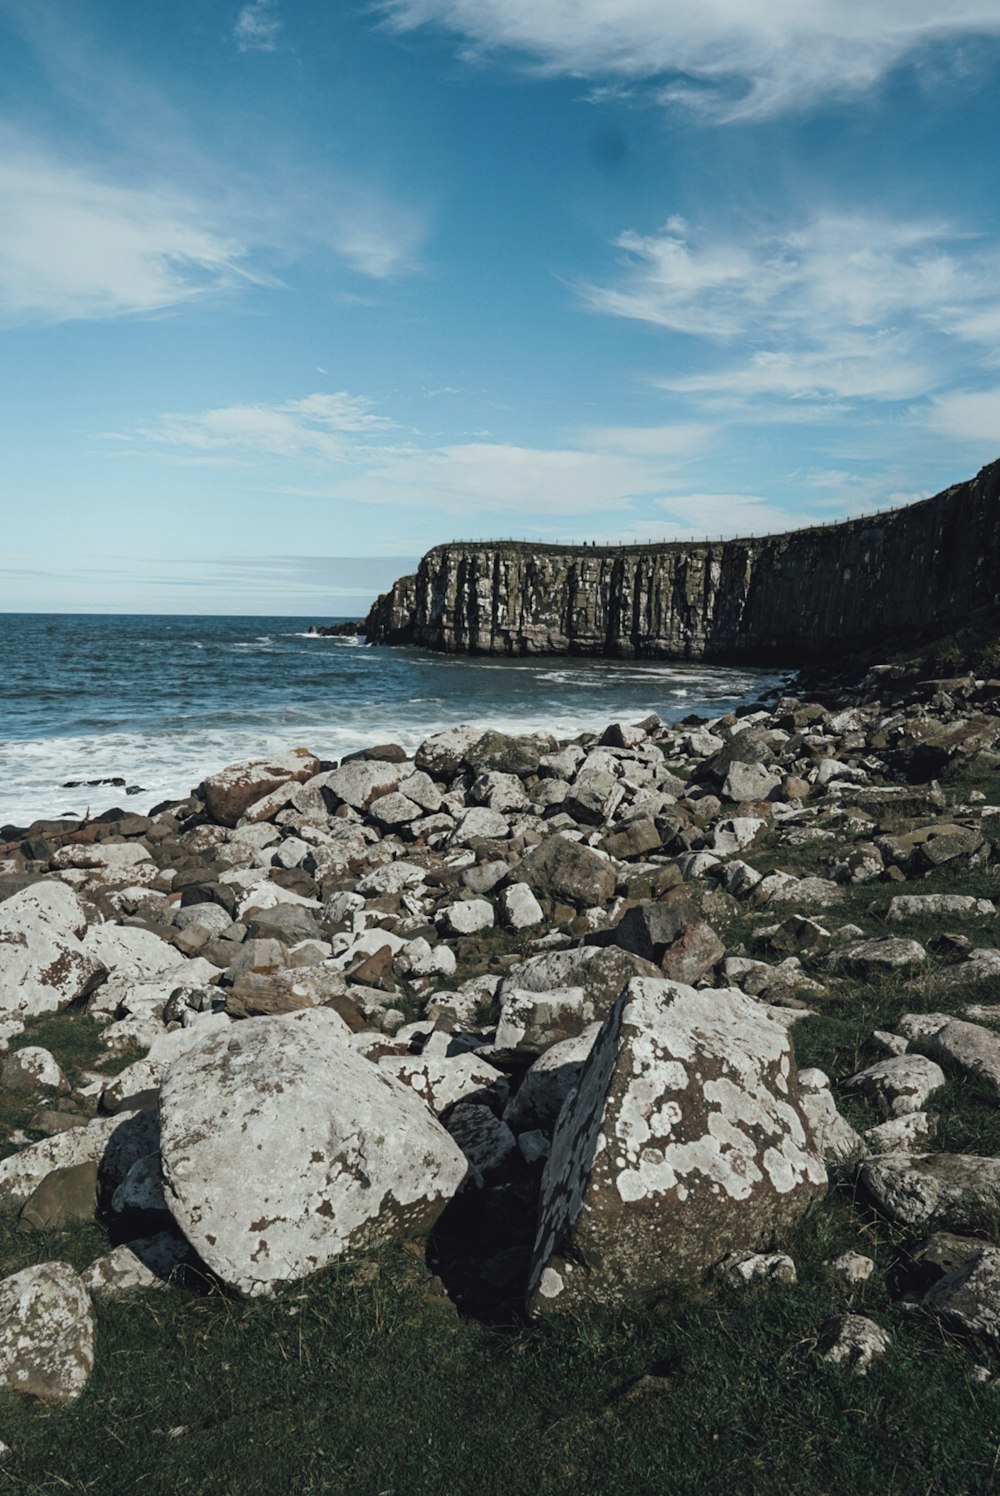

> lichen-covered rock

[
  {"left": 0, "top": 882, "right": 106, "bottom": 1024},
  {"left": 376, "top": 1051, "right": 504, "bottom": 1116},
  {"left": 18, "top": 1161, "right": 98, "bottom": 1233},
  {"left": 0, "top": 1111, "right": 142, "bottom": 1209},
  {"left": 158, "top": 1009, "right": 468, "bottom": 1296},
  {"left": 922, "top": 1246, "right": 1000, "bottom": 1351},
  {"left": 817, "top": 1314, "right": 890, "bottom": 1376},
  {"left": 920, "top": 1019, "right": 1000, "bottom": 1093},
  {"left": 1, "top": 1046, "right": 64, "bottom": 1094},
  {"left": 825, "top": 937, "right": 927, "bottom": 979},
  {"left": 860, "top": 1153, "right": 1000, "bottom": 1233},
  {"left": 516, "top": 836, "right": 617, "bottom": 909},
  {"left": 527, "top": 979, "right": 826, "bottom": 1314},
  {"left": 842, "top": 1055, "right": 946, "bottom": 1118},
  {"left": 200, "top": 750, "right": 320, "bottom": 826},
  {"left": 0, "top": 1262, "right": 95, "bottom": 1403},
  {"left": 504, "top": 1024, "right": 602, "bottom": 1134},
  {"left": 81, "top": 1234, "right": 189, "bottom": 1298}
]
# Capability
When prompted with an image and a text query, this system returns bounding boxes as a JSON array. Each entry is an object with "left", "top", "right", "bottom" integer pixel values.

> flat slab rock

[
  {"left": 859, "top": 1153, "right": 1000, "bottom": 1233},
  {"left": 527, "top": 978, "right": 826, "bottom": 1315},
  {"left": 158, "top": 1009, "right": 468, "bottom": 1296}
]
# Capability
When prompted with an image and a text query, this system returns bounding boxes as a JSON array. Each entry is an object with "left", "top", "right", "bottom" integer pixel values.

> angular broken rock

[
  {"left": 516, "top": 836, "right": 617, "bottom": 910},
  {"left": 825, "top": 937, "right": 927, "bottom": 979},
  {"left": 842, "top": 1055, "right": 946, "bottom": 1118},
  {"left": 0, "top": 1262, "right": 95, "bottom": 1404},
  {"left": 201, "top": 751, "right": 320, "bottom": 827},
  {"left": 920, "top": 1019, "right": 1000, "bottom": 1093},
  {"left": 504, "top": 1024, "right": 602, "bottom": 1135},
  {"left": 922, "top": 1246, "right": 1000, "bottom": 1352},
  {"left": 527, "top": 979, "right": 826, "bottom": 1314},
  {"left": 0, "top": 882, "right": 107, "bottom": 1024},
  {"left": 158, "top": 1009, "right": 468, "bottom": 1296},
  {"left": 859, "top": 1153, "right": 1000, "bottom": 1233}
]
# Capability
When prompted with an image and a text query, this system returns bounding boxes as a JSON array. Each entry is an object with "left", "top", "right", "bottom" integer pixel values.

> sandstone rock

[
  {"left": 201, "top": 751, "right": 320, "bottom": 826},
  {"left": 0, "top": 1263, "right": 94, "bottom": 1405},
  {"left": 527, "top": 978, "right": 826, "bottom": 1314},
  {"left": 860, "top": 1153, "right": 1000, "bottom": 1232},
  {"left": 842, "top": 1055, "right": 946, "bottom": 1118},
  {"left": 516, "top": 836, "right": 617, "bottom": 909},
  {"left": 659, "top": 921, "right": 725, "bottom": 984},
  {"left": 158, "top": 1009, "right": 468, "bottom": 1295},
  {"left": 0, "top": 882, "right": 106, "bottom": 1024},
  {"left": 817, "top": 1314, "right": 890, "bottom": 1376}
]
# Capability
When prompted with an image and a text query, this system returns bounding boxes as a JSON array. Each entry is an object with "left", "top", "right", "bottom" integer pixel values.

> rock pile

[{"left": 3, "top": 662, "right": 1000, "bottom": 1397}]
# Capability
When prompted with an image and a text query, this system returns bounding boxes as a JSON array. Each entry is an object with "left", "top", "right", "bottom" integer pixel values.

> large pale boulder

[
  {"left": 527, "top": 979, "right": 826, "bottom": 1314},
  {"left": 0, "top": 882, "right": 106, "bottom": 1023},
  {"left": 200, "top": 750, "right": 320, "bottom": 827},
  {"left": 0, "top": 1262, "right": 95, "bottom": 1404},
  {"left": 158, "top": 1009, "right": 468, "bottom": 1296}
]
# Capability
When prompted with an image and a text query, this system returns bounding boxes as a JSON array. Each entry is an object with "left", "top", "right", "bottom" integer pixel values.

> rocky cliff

[{"left": 364, "top": 459, "right": 1000, "bottom": 663}]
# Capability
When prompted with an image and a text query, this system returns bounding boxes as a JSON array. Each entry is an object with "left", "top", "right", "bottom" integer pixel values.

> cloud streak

[
  {"left": 382, "top": 0, "right": 1000, "bottom": 118},
  {"left": 583, "top": 211, "right": 1000, "bottom": 414},
  {"left": 234, "top": 1, "right": 283, "bottom": 53}
]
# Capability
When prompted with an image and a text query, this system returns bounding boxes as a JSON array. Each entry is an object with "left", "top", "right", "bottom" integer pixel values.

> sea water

[{"left": 0, "top": 614, "right": 787, "bottom": 828}]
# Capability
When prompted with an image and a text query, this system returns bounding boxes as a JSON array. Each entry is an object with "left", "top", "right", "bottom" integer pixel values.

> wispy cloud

[
  {"left": 234, "top": 0, "right": 283, "bottom": 53},
  {"left": 583, "top": 211, "right": 1000, "bottom": 415},
  {"left": 0, "top": 134, "right": 274, "bottom": 324},
  {"left": 136, "top": 393, "right": 392, "bottom": 463},
  {"left": 381, "top": 1, "right": 1000, "bottom": 119},
  {"left": 926, "top": 387, "right": 1000, "bottom": 444}
]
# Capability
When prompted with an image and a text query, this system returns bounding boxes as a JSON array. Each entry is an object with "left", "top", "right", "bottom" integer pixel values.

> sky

[{"left": 2, "top": 0, "right": 1000, "bottom": 614}]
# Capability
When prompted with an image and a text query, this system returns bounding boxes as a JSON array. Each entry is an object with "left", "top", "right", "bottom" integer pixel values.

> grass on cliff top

[{"left": 2, "top": 1204, "right": 1000, "bottom": 1496}]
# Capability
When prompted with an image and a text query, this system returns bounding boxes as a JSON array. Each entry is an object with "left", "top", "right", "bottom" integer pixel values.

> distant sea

[{"left": 0, "top": 614, "right": 786, "bottom": 828}]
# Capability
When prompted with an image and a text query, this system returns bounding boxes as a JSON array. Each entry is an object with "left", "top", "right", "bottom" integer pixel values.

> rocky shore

[{"left": 3, "top": 659, "right": 1000, "bottom": 1407}]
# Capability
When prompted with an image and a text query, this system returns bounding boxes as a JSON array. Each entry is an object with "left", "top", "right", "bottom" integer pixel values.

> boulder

[
  {"left": 201, "top": 751, "right": 320, "bottom": 826},
  {"left": 18, "top": 1161, "right": 98, "bottom": 1233},
  {"left": 516, "top": 836, "right": 617, "bottom": 909},
  {"left": 157, "top": 1009, "right": 468, "bottom": 1296},
  {"left": 0, "top": 881, "right": 106, "bottom": 1023},
  {"left": 1, "top": 1046, "right": 64, "bottom": 1094},
  {"left": 825, "top": 938, "right": 927, "bottom": 980},
  {"left": 842, "top": 1055, "right": 946, "bottom": 1118},
  {"left": 922, "top": 1247, "right": 1000, "bottom": 1352},
  {"left": 859, "top": 1153, "right": 1000, "bottom": 1232},
  {"left": 498, "top": 883, "right": 544, "bottom": 930},
  {"left": 527, "top": 979, "right": 826, "bottom": 1314},
  {"left": 0, "top": 1262, "right": 95, "bottom": 1403},
  {"left": 920, "top": 1019, "right": 1000, "bottom": 1092},
  {"left": 504, "top": 1024, "right": 602, "bottom": 1135}
]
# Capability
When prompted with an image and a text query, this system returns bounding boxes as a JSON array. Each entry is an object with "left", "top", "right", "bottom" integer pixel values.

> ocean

[{"left": 0, "top": 614, "right": 786, "bottom": 829}]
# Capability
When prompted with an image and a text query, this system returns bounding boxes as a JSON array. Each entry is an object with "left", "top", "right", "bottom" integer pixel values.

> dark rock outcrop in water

[{"left": 364, "top": 460, "right": 1000, "bottom": 663}]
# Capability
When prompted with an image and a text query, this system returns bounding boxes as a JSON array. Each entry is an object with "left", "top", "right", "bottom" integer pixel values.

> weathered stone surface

[
  {"left": 414, "top": 725, "right": 481, "bottom": 778},
  {"left": 527, "top": 979, "right": 826, "bottom": 1314},
  {"left": 0, "top": 1262, "right": 95, "bottom": 1403},
  {"left": 0, "top": 882, "right": 106, "bottom": 1023},
  {"left": 376, "top": 1051, "right": 503, "bottom": 1116},
  {"left": 201, "top": 751, "right": 320, "bottom": 826},
  {"left": 721, "top": 762, "right": 780, "bottom": 803},
  {"left": 445, "top": 1103, "right": 518, "bottom": 1183},
  {"left": 496, "top": 946, "right": 659, "bottom": 1048},
  {"left": 659, "top": 921, "right": 725, "bottom": 985},
  {"left": 516, "top": 837, "right": 617, "bottom": 909},
  {"left": 825, "top": 937, "right": 927, "bottom": 979},
  {"left": 18, "top": 1161, "right": 98, "bottom": 1233},
  {"left": 1, "top": 1046, "right": 64, "bottom": 1094},
  {"left": 498, "top": 882, "right": 544, "bottom": 929},
  {"left": 81, "top": 1234, "right": 189, "bottom": 1298},
  {"left": 826, "top": 1251, "right": 875, "bottom": 1286},
  {"left": 860, "top": 1153, "right": 1000, "bottom": 1232},
  {"left": 817, "top": 1314, "right": 890, "bottom": 1376},
  {"left": 0, "top": 1113, "right": 140, "bottom": 1209},
  {"left": 842, "top": 1055, "right": 946, "bottom": 1118},
  {"left": 717, "top": 1251, "right": 796, "bottom": 1286},
  {"left": 158, "top": 1009, "right": 468, "bottom": 1296},
  {"left": 920, "top": 1019, "right": 1000, "bottom": 1092},
  {"left": 504, "top": 1024, "right": 601, "bottom": 1135},
  {"left": 886, "top": 894, "right": 994, "bottom": 923},
  {"left": 796, "top": 1078, "right": 864, "bottom": 1165},
  {"left": 923, "top": 1246, "right": 1000, "bottom": 1352},
  {"left": 438, "top": 898, "right": 495, "bottom": 936}
]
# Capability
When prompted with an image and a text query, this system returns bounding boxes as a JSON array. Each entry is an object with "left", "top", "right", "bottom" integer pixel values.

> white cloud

[
  {"left": 926, "top": 388, "right": 1000, "bottom": 444},
  {"left": 381, "top": 0, "right": 1000, "bottom": 118},
  {"left": 614, "top": 491, "right": 812, "bottom": 543},
  {"left": 138, "top": 393, "right": 392, "bottom": 463},
  {"left": 0, "top": 138, "right": 272, "bottom": 324},
  {"left": 234, "top": 0, "right": 283, "bottom": 53},
  {"left": 585, "top": 212, "right": 1000, "bottom": 411}
]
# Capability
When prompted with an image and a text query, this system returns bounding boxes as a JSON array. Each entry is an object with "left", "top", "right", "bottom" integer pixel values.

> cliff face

[{"left": 364, "top": 459, "right": 1000, "bottom": 663}]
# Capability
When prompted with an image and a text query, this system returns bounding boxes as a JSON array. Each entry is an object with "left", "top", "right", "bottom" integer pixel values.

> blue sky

[{"left": 3, "top": 0, "right": 1000, "bottom": 613}]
